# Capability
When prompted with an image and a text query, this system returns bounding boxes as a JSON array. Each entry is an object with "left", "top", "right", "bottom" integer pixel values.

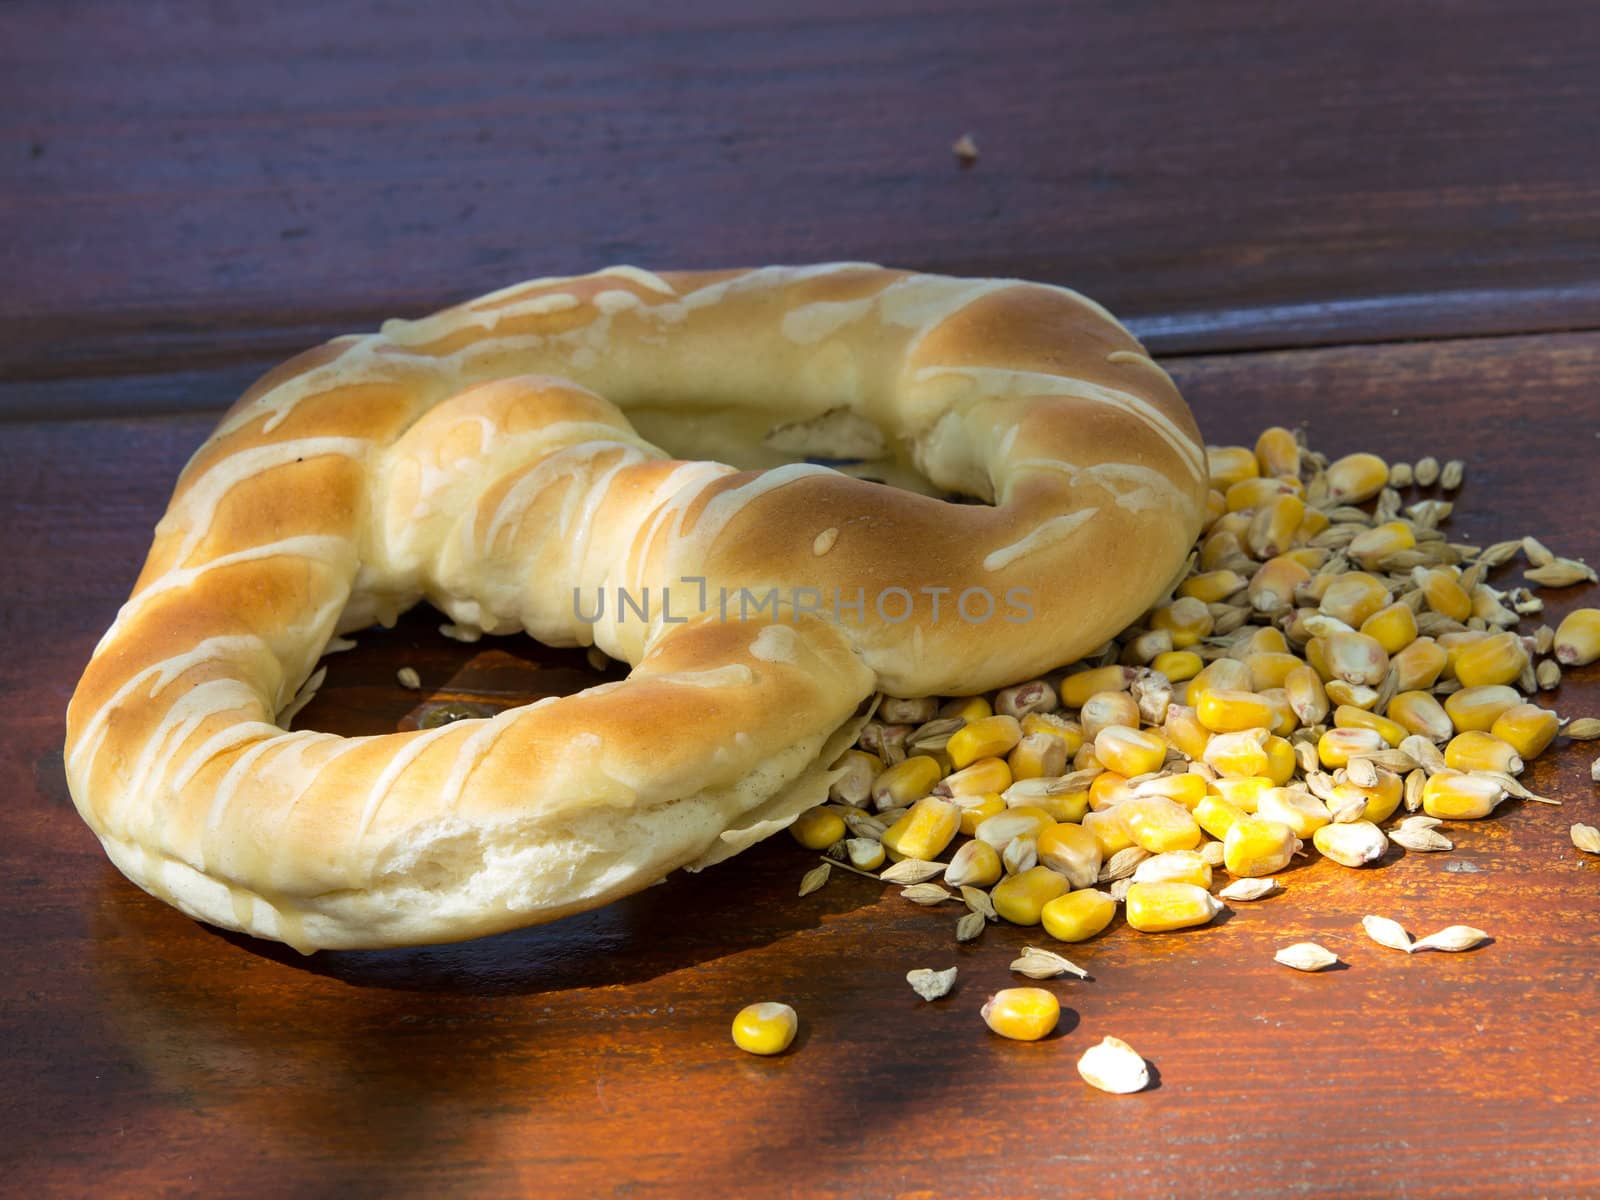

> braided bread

[{"left": 65, "top": 264, "right": 1207, "bottom": 950}]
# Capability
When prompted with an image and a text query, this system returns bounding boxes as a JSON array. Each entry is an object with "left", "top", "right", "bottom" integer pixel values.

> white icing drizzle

[
  {"left": 781, "top": 297, "right": 874, "bottom": 345},
  {"left": 982, "top": 507, "right": 1100, "bottom": 572},
  {"left": 355, "top": 723, "right": 462, "bottom": 840},
  {"left": 661, "top": 664, "right": 756, "bottom": 688}
]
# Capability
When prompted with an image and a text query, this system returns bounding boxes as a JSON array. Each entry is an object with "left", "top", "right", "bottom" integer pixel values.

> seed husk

[
  {"left": 1362, "top": 914, "right": 1413, "bottom": 952},
  {"left": 1565, "top": 718, "right": 1600, "bottom": 740},
  {"left": 1199, "top": 839, "right": 1226, "bottom": 867},
  {"left": 1077, "top": 1036, "right": 1150, "bottom": 1095},
  {"left": 1011, "top": 947, "right": 1089, "bottom": 980},
  {"left": 1098, "top": 846, "right": 1151, "bottom": 883},
  {"left": 1592, "top": 757, "right": 1600, "bottom": 783},
  {"left": 1439, "top": 459, "right": 1465, "bottom": 491},
  {"left": 901, "top": 883, "right": 953, "bottom": 906},
  {"left": 1002, "top": 836, "right": 1039, "bottom": 875},
  {"left": 1218, "top": 877, "right": 1279, "bottom": 902},
  {"left": 881, "top": 858, "right": 945, "bottom": 885},
  {"left": 1526, "top": 559, "right": 1598, "bottom": 588},
  {"left": 955, "top": 911, "right": 987, "bottom": 942},
  {"left": 1537, "top": 659, "right": 1562, "bottom": 690},
  {"left": 1571, "top": 824, "right": 1600, "bottom": 855},
  {"left": 906, "top": 966, "right": 958, "bottom": 1001},
  {"left": 1414, "top": 456, "right": 1440, "bottom": 486},
  {"left": 1390, "top": 826, "right": 1453, "bottom": 852},
  {"left": 1275, "top": 942, "right": 1339, "bottom": 972},
  {"left": 961, "top": 884, "right": 998, "bottom": 921},
  {"left": 396, "top": 666, "right": 421, "bottom": 690},
  {"left": 1403, "top": 768, "right": 1427, "bottom": 812},
  {"left": 799, "top": 862, "right": 832, "bottom": 896},
  {"left": 1410, "top": 925, "right": 1490, "bottom": 953}
]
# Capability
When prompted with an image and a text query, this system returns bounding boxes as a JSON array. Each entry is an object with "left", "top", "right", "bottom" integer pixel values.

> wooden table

[{"left": 5, "top": 3, "right": 1599, "bottom": 1195}]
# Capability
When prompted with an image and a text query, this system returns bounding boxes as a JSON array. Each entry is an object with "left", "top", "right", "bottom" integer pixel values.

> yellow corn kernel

[
  {"left": 939, "top": 756, "right": 1013, "bottom": 797},
  {"left": 1036, "top": 822, "right": 1103, "bottom": 888},
  {"left": 1263, "top": 735, "right": 1297, "bottom": 785},
  {"left": 1240, "top": 626, "right": 1292, "bottom": 657},
  {"left": 945, "top": 838, "right": 1003, "bottom": 888},
  {"left": 940, "top": 694, "right": 994, "bottom": 723},
  {"left": 1302, "top": 634, "right": 1331, "bottom": 679},
  {"left": 1337, "top": 771, "right": 1404, "bottom": 824},
  {"left": 1254, "top": 425, "right": 1301, "bottom": 478},
  {"left": 1324, "top": 631, "right": 1390, "bottom": 687},
  {"left": 1391, "top": 636, "right": 1448, "bottom": 691},
  {"left": 1325, "top": 451, "right": 1389, "bottom": 503},
  {"left": 1318, "top": 726, "right": 1388, "bottom": 768},
  {"left": 1420, "top": 568, "right": 1473, "bottom": 622},
  {"left": 1152, "top": 650, "right": 1204, "bottom": 683},
  {"left": 1443, "top": 685, "right": 1522, "bottom": 733},
  {"left": 1319, "top": 572, "right": 1391, "bottom": 627},
  {"left": 1132, "top": 772, "right": 1207, "bottom": 811},
  {"left": 1208, "top": 444, "right": 1261, "bottom": 491},
  {"left": 1258, "top": 689, "right": 1299, "bottom": 738},
  {"left": 870, "top": 755, "right": 943, "bottom": 810},
  {"left": 1088, "top": 770, "right": 1134, "bottom": 812},
  {"left": 1225, "top": 475, "right": 1297, "bottom": 513},
  {"left": 1204, "top": 487, "right": 1228, "bottom": 527},
  {"left": 1118, "top": 795, "right": 1203, "bottom": 854},
  {"left": 1006, "top": 778, "right": 1090, "bottom": 824},
  {"left": 1386, "top": 690, "right": 1455, "bottom": 741},
  {"left": 1453, "top": 631, "right": 1530, "bottom": 689},
  {"left": 1554, "top": 608, "right": 1600, "bottom": 666},
  {"left": 1295, "top": 506, "right": 1332, "bottom": 542},
  {"left": 1191, "top": 657, "right": 1255, "bottom": 703},
  {"left": 1437, "top": 630, "right": 1488, "bottom": 677},
  {"left": 731, "top": 1002, "right": 799, "bottom": 1056},
  {"left": 1348, "top": 521, "right": 1417, "bottom": 570},
  {"left": 1180, "top": 569, "right": 1248, "bottom": 604},
  {"left": 1490, "top": 703, "right": 1559, "bottom": 760},
  {"left": 1058, "top": 665, "right": 1135, "bottom": 708},
  {"left": 1199, "top": 528, "right": 1248, "bottom": 571},
  {"left": 1360, "top": 602, "right": 1419, "bottom": 655},
  {"left": 1284, "top": 664, "right": 1330, "bottom": 726},
  {"left": 881, "top": 796, "right": 961, "bottom": 861},
  {"left": 1041, "top": 887, "right": 1117, "bottom": 943},
  {"left": 1195, "top": 793, "right": 1247, "bottom": 840},
  {"left": 1082, "top": 808, "right": 1135, "bottom": 856},
  {"left": 991, "top": 865, "right": 1072, "bottom": 926},
  {"left": 1080, "top": 692, "right": 1142, "bottom": 742},
  {"left": 1211, "top": 510, "right": 1253, "bottom": 540},
  {"left": 947, "top": 715, "right": 1023, "bottom": 769},
  {"left": 1150, "top": 596, "right": 1214, "bottom": 648},
  {"left": 1444, "top": 731, "right": 1524, "bottom": 775},
  {"left": 974, "top": 805, "right": 1055, "bottom": 849},
  {"left": 1008, "top": 733, "right": 1068, "bottom": 781},
  {"left": 1256, "top": 787, "right": 1331, "bottom": 838},
  {"left": 789, "top": 806, "right": 846, "bottom": 850},
  {"left": 957, "top": 793, "right": 1007, "bottom": 836},
  {"left": 1334, "top": 704, "right": 1407, "bottom": 748},
  {"left": 1203, "top": 728, "right": 1272, "bottom": 779},
  {"left": 981, "top": 987, "right": 1060, "bottom": 1042},
  {"left": 1093, "top": 727, "right": 1166, "bottom": 778},
  {"left": 1244, "top": 652, "right": 1301, "bottom": 692},
  {"left": 1020, "top": 711, "right": 1086, "bottom": 754},
  {"left": 1209, "top": 775, "right": 1274, "bottom": 813},
  {"left": 1247, "top": 555, "right": 1312, "bottom": 615},
  {"left": 1247, "top": 493, "right": 1306, "bottom": 559},
  {"left": 1422, "top": 773, "right": 1506, "bottom": 820},
  {"left": 1196, "top": 689, "right": 1277, "bottom": 734},
  {"left": 1072, "top": 742, "right": 1101, "bottom": 772},
  {"left": 1223, "top": 816, "right": 1299, "bottom": 876},
  {"left": 1133, "top": 849, "right": 1214, "bottom": 889},
  {"left": 1325, "top": 679, "right": 1380, "bottom": 710},
  {"left": 1125, "top": 881, "right": 1223, "bottom": 933},
  {"left": 1162, "top": 704, "right": 1212, "bottom": 761}
]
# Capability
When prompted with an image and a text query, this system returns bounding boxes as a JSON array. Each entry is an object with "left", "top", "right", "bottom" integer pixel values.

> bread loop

[{"left": 65, "top": 264, "right": 1208, "bottom": 949}]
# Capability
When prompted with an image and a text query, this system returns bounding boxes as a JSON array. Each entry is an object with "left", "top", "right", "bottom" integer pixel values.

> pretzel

[{"left": 65, "top": 264, "right": 1208, "bottom": 950}]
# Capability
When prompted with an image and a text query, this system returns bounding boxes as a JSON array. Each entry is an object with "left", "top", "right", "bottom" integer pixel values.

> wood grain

[
  {"left": 7, "top": 0, "right": 1600, "bottom": 382},
  {"left": 4, "top": 333, "right": 1599, "bottom": 1197}
]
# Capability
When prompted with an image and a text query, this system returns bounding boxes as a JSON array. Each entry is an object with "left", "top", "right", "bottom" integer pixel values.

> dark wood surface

[{"left": 6, "top": 3, "right": 1600, "bottom": 1197}]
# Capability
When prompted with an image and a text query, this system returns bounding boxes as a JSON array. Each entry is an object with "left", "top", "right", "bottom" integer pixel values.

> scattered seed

[
  {"left": 1414, "top": 456, "right": 1441, "bottom": 487},
  {"left": 1565, "top": 718, "right": 1600, "bottom": 740},
  {"left": 1527, "top": 560, "right": 1598, "bottom": 588},
  {"left": 1537, "top": 659, "right": 1562, "bottom": 690},
  {"left": 1592, "top": 757, "right": 1600, "bottom": 783},
  {"left": 1410, "top": 925, "right": 1490, "bottom": 953},
  {"left": 1439, "top": 460, "right": 1465, "bottom": 490},
  {"left": 1011, "top": 947, "right": 1089, "bottom": 980},
  {"left": 901, "top": 883, "right": 954, "bottom": 906},
  {"left": 1399, "top": 814, "right": 1444, "bottom": 831},
  {"left": 1390, "top": 826, "right": 1453, "bottom": 852},
  {"left": 845, "top": 838, "right": 886, "bottom": 871},
  {"left": 1522, "top": 536, "right": 1555, "bottom": 567},
  {"left": 1002, "top": 836, "right": 1039, "bottom": 875},
  {"left": 906, "top": 966, "right": 958, "bottom": 1001},
  {"left": 1362, "top": 914, "right": 1413, "bottom": 952},
  {"left": 798, "top": 862, "right": 832, "bottom": 897},
  {"left": 396, "top": 667, "right": 421, "bottom": 690},
  {"left": 955, "top": 911, "right": 987, "bottom": 942},
  {"left": 1218, "top": 877, "right": 1279, "bottom": 901},
  {"left": 1077, "top": 1036, "right": 1150, "bottom": 1094},
  {"left": 1275, "top": 942, "right": 1339, "bottom": 972},
  {"left": 1098, "top": 846, "right": 1151, "bottom": 883},
  {"left": 881, "top": 858, "right": 945, "bottom": 885},
  {"left": 951, "top": 133, "right": 979, "bottom": 163},
  {"left": 1199, "top": 839, "right": 1226, "bottom": 867},
  {"left": 961, "top": 885, "right": 998, "bottom": 921},
  {"left": 1571, "top": 824, "right": 1600, "bottom": 855}
]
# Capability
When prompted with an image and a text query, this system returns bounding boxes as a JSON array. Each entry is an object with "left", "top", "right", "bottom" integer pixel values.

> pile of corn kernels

[{"left": 790, "top": 428, "right": 1600, "bottom": 965}]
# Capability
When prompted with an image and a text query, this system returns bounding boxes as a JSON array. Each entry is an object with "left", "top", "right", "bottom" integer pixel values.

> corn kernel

[
  {"left": 1210, "top": 510, "right": 1253, "bottom": 540},
  {"left": 1348, "top": 521, "right": 1416, "bottom": 570},
  {"left": 1132, "top": 772, "right": 1207, "bottom": 811},
  {"left": 1080, "top": 691, "right": 1142, "bottom": 741},
  {"left": 1391, "top": 637, "right": 1448, "bottom": 691},
  {"left": 974, "top": 805, "right": 1055, "bottom": 849},
  {"left": 1443, "top": 685, "right": 1522, "bottom": 733},
  {"left": 789, "top": 806, "right": 846, "bottom": 850},
  {"left": 1386, "top": 690, "right": 1454, "bottom": 741},
  {"left": 1254, "top": 426, "right": 1301, "bottom": 477},
  {"left": 881, "top": 796, "right": 961, "bottom": 861},
  {"left": 1325, "top": 631, "right": 1390, "bottom": 687},
  {"left": 1223, "top": 816, "right": 1298, "bottom": 876},
  {"left": 1490, "top": 703, "right": 1559, "bottom": 760},
  {"left": 1150, "top": 596, "right": 1214, "bottom": 648},
  {"left": 1081, "top": 808, "right": 1135, "bottom": 856},
  {"left": 1210, "top": 775, "right": 1275, "bottom": 813},
  {"left": 1453, "top": 631, "right": 1530, "bottom": 688},
  {"left": 938, "top": 756, "right": 1013, "bottom": 797},
  {"left": 1318, "top": 726, "right": 1387, "bottom": 768},
  {"left": 981, "top": 987, "right": 1060, "bottom": 1041},
  {"left": 1094, "top": 725, "right": 1169, "bottom": 776},
  {"left": 1125, "top": 881, "right": 1223, "bottom": 932},
  {"left": 1191, "top": 657, "right": 1255, "bottom": 703},
  {"left": 1420, "top": 569, "right": 1473, "bottom": 622},
  {"left": 1319, "top": 572, "right": 1391, "bottom": 627},
  {"left": 1325, "top": 679, "right": 1380, "bottom": 710},
  {"left": 940, "top": 694, "right": 994, "bottom": 722},
  {"left": 1088, "top": 770, "right": 1133, "bottom": 812},
  {"left": 1005, "top": 778, "right": 1089, "bottom": 824},
  {"left": 1152, "top": 650, "right": 1204, "bottom": 683},
  {"left": 1259, "top": 689, "right": 1299, "bottom": 738},
  {"left": 1335, "top": 704, "right": 1407, "bottom": 748},
  {"left": 1180, "top": 569, "right": 1248, "bottom": 603},
  {"left": 1247, "top": 493, "right": 1306, "bottom": 559},
  {"left": 1422, "top": 773, "right": 1505, "bottom": 820},
  {"left": 944, "top": 838, "right": 1003, "bottom": 888},
  {"left": 1226, "top": 475, "right": 1297, "bottom": 512},
  {"left": 1199, "top": 528, "right": 1248, "bottom": 571},
  {"left": 1336, "top": 771, "right": 1403, "bottom": 824},
  {"left": 1133, "top": 849, "right": 1213, "bottom": 889},
  {"left": 1243, "top": 652, "right": 1300, "bottom": 693},
  {"left": 871, "top": 755, "right": 943, "bottom": 810},
  {"left": 1041, "top": 888, "right": 1117, "bottom": 943},
  {"left": 1256, "top": 787, "right": 1331, "bottom": 838},
  {"left": 991, "top": 865, "right": 1071, "bottom": 925},
  {"left": 845, "top": 838, "right": 886, "bottom": 872},
  {"left": 947, "top": 715, "right": 1023, "bottom": 769},
  {"left": 1263, "top": 735, "right": 1298, "bottom": 785},
  {"left": 1248, "top": 555, "right": 1312, "bottom": 615},
  {"left": 731, "top": 1002, "right": 799, "bottom": 1056},
  {"left": 1036, "top": 822, "right": 1103, "bottom": 888},
  {"left": 1360, "top": 601, "right": 1419, "bottom": 655},
  {"left": 1203, "top": 487, "right": 1228, "bottom": 526},
  {"left": 1445, "top": 731, "right": 1524, "bottom": 775},
  {"left": 1284, "top": 664, "right": 1330, "bottom": 726},
  {"left": 828, "top": 748, "right": 883, "bottom": 806},
  {"left": 1554, "top": 608, "right": 1600, "bottom": 666},
  {"left": 1207, "top": 444, "right": 1260, "bottom": 490},
  {"left": 1312, "top": 820, "right": 1388, "bottom": 868},
  {"left": 1119, "top": 795, "right": 1203, "bottom": 854},
  {"left": 1193, "top": 689, "right": 1275, "bottom": 734},
  {"left": 1020, "top": 711, "right": 1085, "bottom": 751},
  {"left": 1296, "top": 506, "right": 1331, "bottom": 541},
  {"left": 1303, "top": 634, "right": 1332, "bottom": 680},
  {"left": 1008, "top": 732, "right": 1068, "bottom": 781},
  {"left": 1204, "top": 728, "right": 1272, "bottom": 778},
  {"left": 1058, "top": 665, "right": 1135, "bottom": 708},
  {"left": 1194, "top": 793, "right": 1247, "bottom": 840},
  {"left": 1325, "top": 452, "right": 1389, "bottom": 503},
  {"left": 1163, "top": 704, "right": 1212, "bottom": 761},
  {"left": 956, "top": 792, "right": 1007, "bottom": 836}
]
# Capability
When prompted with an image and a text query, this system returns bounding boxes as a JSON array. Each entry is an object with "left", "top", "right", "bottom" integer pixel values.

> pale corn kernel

[
  {"left": 994, "top": 679, "right": 1059, "bottom": 719},
  {"left": 1223, "top": 816, "right": 1299, "bottom": 876},
  {"left": 1080, "top": 691, "right": 1142, "bottom": 741},
  {"left": 1284, "top": 664, "right": 1331, "bottom": 726},
  {"left": 1325, "top": 680, "right": 1380, "bottom": 710},
  {"left": 1072, "top": 743, "right": 1101, "bottom": 771},
  {"left": 1256, "top": 787, "right": 1331, "bottom": 838},
  {"left": 1303, "top": 636, "right": 1333, "bottom": 681},
  {"left": 881, "top": 797, "right": 961, "bottom": 861},
  {"left": 945, "top": 838, "right": 1003, "bottom": 888},
  {"left": 1387, "top": 691, "right": 1455, "bottom": 741},
  {"left": 1248, "top": 555, "right": 1312, "bottom": 614},
  {"left": 991, "top": 865, "right": 1071, "bottom": 926},
  {"left": 828, "top": 748, "right": 884, "bottom": 806},
  {"left": 1082, "top": 809, "right": 1135, "bottom": 856},
  {"left": 1036, "top": 822, "right": 1103, "bottom": 889},
  {"left": 1205, "top": 728, "right": 1272, "bottom": 778},
  {"left": 937, "top": 756, "right": 1013, "bottom": 797},
  {"left": 1295, "top": 506, "right": 1332, "bottom": 541},
  {"left": 1190, "top": 658, "right": 1254, "bottom": 704},
  {"left": 1453, "top": 631, "right": 1530, "bottom": 688},
  {"left": 981, "top": 987, "right": 1060, "bottom": 1042},
  {"left": 1163, "top": 704, "right": 1213, "bottom": 761},
  {"left": 1259, "top": 689, "right": 1299, "bottom": 738},
  {"left": 1247, "top": 493, "right": 1306, "bottom": 558},
  {"left": 974, "top": 803, "right": 1055, "bottom": 846},
  {"left": 1019, "top": 711, "right": 1085, "bottom": 755},
  {"left": 1245, "top": 652, "right": 1303, "bottom": 692},
  {"left": 1132, "top": 772, "right": 1208, "bottom": 811},
  {"left": 1348, "top": 521, "right": 1416, "bottom": 570},
  {"left": 1150, "top": 596, "right": 1214, "bottom": 648},
  {"left": 1435, "top": 631, "right": 1488, "bottom": 671},
  {"left": 1119, "top": 795, "right": 1204, "bottom": 854},
  {"left": 1263, "top": 736, "right": 1299, "bottom": 785},
  {"left": 1179, "top": 569, "right": 1248, "bottom": 603},
  {"left": 1152, "top": 650, "right": 1204, "bottom": 683},
  {"left": 941, "top": 695, "right": 994, "bottom": 722},
  {"left": 1421, "top": 569, "right": 1473, "bottom": 622},
  {"left": 1203, "top": 488, "right": 1228, "bottom": 526},
  {"left": 790, "top": 806, "right": 846, "bottom": 850},
  {"left": 1009, "top": 732, "right": 1068, "bottom": 780},
  {"left": 880, "top": 696, "right": 940, "bottom": 725},
  {"left": 1325, "top": 631, "right": 1390, "bottom": 687},
  {"left": 1133, "top": 850, "right": 1214, "bottom": 889},
  {"left": 1318, "top": 726, "right": 1388, "bottom": 768},
  {"left": 1210, "top": 776, "right": 1275, "bottom": 813},
  {"left": 1360, "top": 602, "right": 1419, "bottom": 655},
  {"left": 1041, "top": 888, "right": 1117, "bottom": 943},
  {"left": 1125, "top": 881, "right": 1224, "bottom": 932},
  {"left": 1196, "top": 689, "right": 1278, "bottom": 734},
  {"left": 1444, "top": 731, "right": 1524, "bottom": 775},
  {"left": 1391, "top": 637, "right": 1448, "bottom": 691},
  {"left": 1058, "top": 665, "right": 1136, "bottom": 708},
  {"left": 1242, "top": 625, "right": 1292, "bottom": 655},
  {"left": 1207, "top": 444, "right": 1260, "bottom": 491},
  {"left": 1554, "top": 608, "right": 1600, "bottom": 666},
  {"left": 871, "top": 755, "right": 944, "bottom": 810},
  {"left": 1199, "top": 529, "right": 1248, "bottom": 571},
  {"left": 1226, "top": 475, "right": 1298, "bottom": 512},
  {"left": 1313, "top": 820, "right": 1388, "bottom": 867},
  {"left": 1443, "top": 685, "right": 1522, "bottom": 733},
  {"left": 1195, "top": 793, "right": 1248, "bottom": 840},
  {"left": 1319, "top": 573, "right": 1391, "bottom": 627},
  {"left": 1210, "top": 510, "right": 1252, "bottom": 540},
  {"left": 1326, "top": 452, "right": 1389, "bottom": 503},
  {"left": 846, "top": 838, "right": 886, "bottom": 871},
  {"left": 731, "top": 1002, "right": 799, "bottom": 1056},
  {"left": 957, "top": 793, "right": 1007, "bottom": 836},
  {"left": 947, "top": 715, "right": 1023, "bottom": 769},
  {"left": 1422, "top": 773, "right": 1505, "bottom": 820},
  {"left": 1006, "top": 779, "right": 1090, "bottom": 824},
  {"left": 1490, "top": 703, "right": 1560, "bottom": 759},
  {"left": 1334, "top": 705, "right": 1407, "bottom": 748},
  {"left": 1255, "top": 426, "right": 1301, "bottom": 477},
  {"left": 1094, "top": 726, "right": 1169, "bottom": 776}
]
